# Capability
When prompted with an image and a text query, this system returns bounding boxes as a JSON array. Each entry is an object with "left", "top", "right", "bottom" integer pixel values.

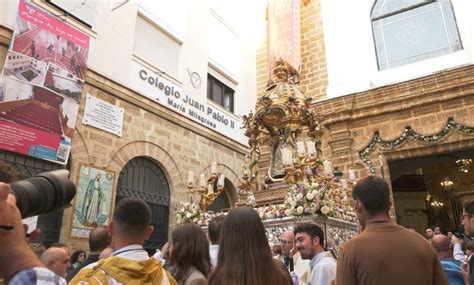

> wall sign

[
  {"left": 130, "top": 62, "right": 245, "bottom": 144},
  {"left": 82, "top": 94, "right": 124, "bottom": 137}
]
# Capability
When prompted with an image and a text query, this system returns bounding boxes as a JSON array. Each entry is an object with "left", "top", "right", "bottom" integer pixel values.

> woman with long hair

[
  {"left": 170, "top": 224, "right": 211, "bottom": 285},
  {"left": 208, "top": 207, "right": 293, "bottom": 285},
  {"left": 70, "top": 249, "right": 86, "bottom": 270}
]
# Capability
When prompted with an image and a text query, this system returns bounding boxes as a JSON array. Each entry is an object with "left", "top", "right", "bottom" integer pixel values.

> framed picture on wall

[{"left": 70, "top": 163, "right": 116, "bottom": 239}]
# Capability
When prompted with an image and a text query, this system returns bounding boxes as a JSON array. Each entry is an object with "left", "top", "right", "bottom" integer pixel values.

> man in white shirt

[
  {"left": 208, "top": 215, "right": 225, "bottom": 267},
  {"left": 294, "top": 223, "right": 336, "bottom": 285},
  {"left": 275, "top": 230, "right": 310, "bottom": 283},
  {"left": 70, "top": 197, "right": 177, "bottom": 285}
]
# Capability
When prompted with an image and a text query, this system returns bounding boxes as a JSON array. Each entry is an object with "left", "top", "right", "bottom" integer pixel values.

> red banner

[
  {"left": 0, "top": 0, "right": 89, "bottom": 164},
  {"left": 267, "top": 0, "right": 301, "bottom": 74}
]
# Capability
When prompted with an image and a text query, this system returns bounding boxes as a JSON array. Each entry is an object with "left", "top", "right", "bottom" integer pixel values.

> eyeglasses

[
  {"left": 279, "top": 240, "right": 293, "bottom": 245},
  {"left": 461, "top": 213, "right": 472, "bottom": 219}
]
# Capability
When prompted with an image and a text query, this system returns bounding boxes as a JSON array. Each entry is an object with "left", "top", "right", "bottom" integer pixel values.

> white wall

[
  {"left": 321, "top": 0, "right": 474, "bottom": 98},
  {"left": 0, "top": 0, "right": 263, "bottom": 144}
]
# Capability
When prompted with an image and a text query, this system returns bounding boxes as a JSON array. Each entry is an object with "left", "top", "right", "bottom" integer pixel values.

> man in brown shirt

[{"left": 336, "top": 175, "right": 448, "bottom": 285}]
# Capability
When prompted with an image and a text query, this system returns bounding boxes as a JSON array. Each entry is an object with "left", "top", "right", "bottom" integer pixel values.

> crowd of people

[{"left": 2, "top": 161, "right": 474, "bottom": 284}]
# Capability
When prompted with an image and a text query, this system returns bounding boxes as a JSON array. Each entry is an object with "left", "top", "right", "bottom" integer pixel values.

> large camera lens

[{"left": 10, "top": 169, "right": 76, "bottom": 218}]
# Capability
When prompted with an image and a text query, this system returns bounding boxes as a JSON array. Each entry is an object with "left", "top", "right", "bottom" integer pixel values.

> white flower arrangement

[
  {"left": 175, "top": 202, "right": 201, "bottom": 225},
  {"left": 283, "top": 180, "right": 324, "bottom": 217},
  {"left": 175, "top": 177, "right": 357, "bottom": 226},
  {"left": 196, "top": 211, "right": 227, "bottom": 226},
  {"left": 256, "top": 204, "right": 286, "bottom": 220},
  {"left": 281, "top": 177, "right": 357, "bottom": 222}
]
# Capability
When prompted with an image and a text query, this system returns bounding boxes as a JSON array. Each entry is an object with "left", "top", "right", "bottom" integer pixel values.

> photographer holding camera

[
  {"left": 0, "top": 182, "right": 65, "bottom": 284},
  {"left": 0, "top": 161, "right": 75, "bottom": 284}
]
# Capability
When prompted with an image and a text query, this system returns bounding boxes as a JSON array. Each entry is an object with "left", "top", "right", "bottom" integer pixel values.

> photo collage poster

[{"left": 0, "top": 0, "right": 90, "bottom": 164}]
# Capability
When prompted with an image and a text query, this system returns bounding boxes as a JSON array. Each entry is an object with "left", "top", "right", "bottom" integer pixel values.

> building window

[
  {"left": 371, "top": 0, "right": 462, "bottom": 70},
  {"left": 207, "top": 74, "right": 234, "bottom": 113},
  {"left": 133, "top": 14, "right": 181, "bottom": 79},
  {"left": 208, "top": 11, "right": 240, "bottom": 79},
  {"left": 45, "top": 0, "right": 98, "bottom": 28},
  {"left": 137, "top": 0, "right": 186, "bottom": 40}
]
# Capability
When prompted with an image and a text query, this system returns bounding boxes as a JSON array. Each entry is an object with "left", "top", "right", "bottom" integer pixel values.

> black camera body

[
  {"left": 10, "top": 170, "right": 76, "bottom": 218},
  {"left": 454, "top": 224, "right": 466, "bottom": 239}
]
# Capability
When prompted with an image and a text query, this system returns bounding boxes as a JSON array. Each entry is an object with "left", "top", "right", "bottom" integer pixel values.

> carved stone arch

[
  {"left": 107, "top": 141, "right": 185, "bottom": 209},
  {"left": 115, "top": 156, "right": 172, "bottom": 251}
]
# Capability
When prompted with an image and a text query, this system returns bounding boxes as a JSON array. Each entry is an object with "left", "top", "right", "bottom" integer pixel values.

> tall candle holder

[{"left": 187, "top": 165, "right": 225, "bottom": 211}]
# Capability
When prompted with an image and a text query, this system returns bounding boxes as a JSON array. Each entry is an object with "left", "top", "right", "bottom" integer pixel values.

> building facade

[
  {"left": 257, "top": 0, "right": 474, "bottom": 233},
  {"left": 0, "top": 0, "right": 264, "bottom": 251}
]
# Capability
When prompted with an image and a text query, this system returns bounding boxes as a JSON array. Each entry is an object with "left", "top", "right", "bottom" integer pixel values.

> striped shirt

[{"left": 10, "top": 267, "right": 66, "bottom": 285}]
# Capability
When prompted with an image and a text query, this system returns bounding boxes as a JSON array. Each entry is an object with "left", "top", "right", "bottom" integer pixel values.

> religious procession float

[{"left": 175, "top": 59, "right": 358, "bottom": 256}]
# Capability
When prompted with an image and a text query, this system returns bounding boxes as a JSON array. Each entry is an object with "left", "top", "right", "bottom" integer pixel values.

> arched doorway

[
  {"left": 389, "top": 148, "right": 474, "bottom": 234},
  {"left": 207, "top": 178, "right": 236, "bottom": 212},
  {"left": 116, "top": 157, "right": 170, "bottom": 254}
]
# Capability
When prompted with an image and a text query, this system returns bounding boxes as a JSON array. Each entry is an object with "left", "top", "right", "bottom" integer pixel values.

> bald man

[
  {"left": 40, "top": 247, "right": 70, "bottom": 278},
  {"left": 274, "top": 230, "right": 310, "bottom": 283},
  {"left": 431, "top": 234, "right": 466, "bottom": 285}
]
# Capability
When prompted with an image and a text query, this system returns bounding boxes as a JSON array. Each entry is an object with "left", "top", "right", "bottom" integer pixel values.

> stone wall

[
  {"left": 318, "top": 65, "right": 474, "bottom": 175},
  {"left": 317, "top": 65, "right": 474, "bottom": 216},
  {"left": 299, "top": 0, "right": 328, "bottom": 101},
  {"left": 0, "top": 25, "right": 248, "bottom": 252}
]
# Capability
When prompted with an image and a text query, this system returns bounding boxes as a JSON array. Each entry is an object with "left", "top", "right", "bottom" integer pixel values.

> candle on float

[
  {"left": 306, "top": 140, "right": 316, "bottom": 156},
  {"left": 280, "top": 148, "right": 288, "bottom": 166},
  {"left": 286, "top": 148, "right": 294, "bottom": 166},
  {"left": 323, "top": 160, "right": 332, "bottom": 176},
  {"left": 199, "top": 174, "right": 206, "bottom": 188},
  {"left": 218, "top": 173, "right": 226, "bottom": 188},
  {"left": 207, "top": 183, "right": 214, "bottom": 194},
  {"left": 243, "top": 166, "right": 251, "bottom": 176},
  {"left": 348, "top": 168, "right": 356, "bottom": 181},
  {"left": 192, "top": 192, "right": 200, "bottom": 204},
  {"left": 379, "top": 154, "right": 384, "bottom": 167},
  {"left": 281, "top": 147, "right": 293, "bottom": 166},
  {"left": 296, "top": 141, "right": 306, "bottom": 156},
  {"left": 341, "top": 179, "right": 348, "bottom": 190},
  {"left": 187, "top": 171, "right": 194, "bottom": 186},
  {"left": 211, "top": 162, "right": 218, "bottom": 174}
]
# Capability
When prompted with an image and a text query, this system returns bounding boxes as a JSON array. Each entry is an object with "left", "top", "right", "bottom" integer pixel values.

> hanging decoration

[{"left": 359, "top": 117, "right": 474, "bottom": 174}]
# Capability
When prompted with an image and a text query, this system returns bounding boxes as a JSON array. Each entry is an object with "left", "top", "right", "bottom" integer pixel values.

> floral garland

[
  {"left": 359, "top": 117, "right": 474, "bottom": 173},
  {"left": 175, "top": 177, "right": 357, "bottom": 226}
]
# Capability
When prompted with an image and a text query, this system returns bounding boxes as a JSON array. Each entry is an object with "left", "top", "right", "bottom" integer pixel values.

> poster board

[
  {"left": 70, "top": 163, "right": 115, "bottom": 239},
  {"left": 0, "top": 0, "right": 89, "bottom": 164}
]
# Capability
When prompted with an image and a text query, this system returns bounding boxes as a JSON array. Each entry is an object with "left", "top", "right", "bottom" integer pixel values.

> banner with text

[
  {"left": 0, "top": 0, "right": 89, "bottom": 164},
  {"left": 267, "top": 0, "right": 301, "bottom": 75},
  {"left": 130, "top": 62, "right": 245, "bottom": 144}
]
